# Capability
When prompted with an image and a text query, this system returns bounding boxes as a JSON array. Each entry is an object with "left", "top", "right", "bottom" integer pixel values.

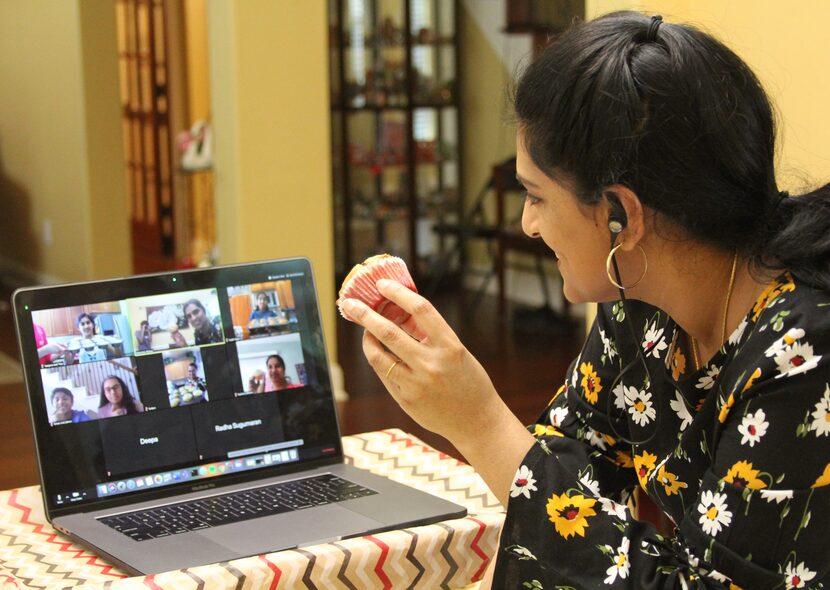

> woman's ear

[{"left": 601, "top": 185, "right": 645, "bottom": 250}]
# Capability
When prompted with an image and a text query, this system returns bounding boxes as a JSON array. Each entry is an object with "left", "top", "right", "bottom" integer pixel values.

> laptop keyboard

[{"left": 99, "top": 473, "right": 377, "bottom": 542}]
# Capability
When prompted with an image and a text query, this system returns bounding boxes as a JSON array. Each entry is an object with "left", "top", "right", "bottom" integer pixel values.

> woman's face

[
  {"left": 185, "top": 304, "right": 207, "bottom": 331},
  {"left": 53, "top": 391, "right": 73, "bottom": 415},
  {"left": 78, "top": 316, "right": 95, "bottom": 338},
  {"left": 517, "top": 131, "right": 618, "bottom": 303},
  {"left": 257, "top": 295, "right": 269, "bottom": 310},
  {"left": 103, "top": 378, "right": 124, "bottom": 405},
  {"left": 267, "top": 358, "right": 285, "bottom": 383}
]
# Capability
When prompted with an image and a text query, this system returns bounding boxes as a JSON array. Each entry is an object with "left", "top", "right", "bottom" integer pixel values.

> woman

[
  {"left": 342, "top": 12, "right": 830, "bottom": 589},
  {"left": 50, "top": 387, "right": 90, "bottom": 424},
  {"left": 184, "top": 299, "right": 223, "bottom": 345},
  {"left": 253, "top": 354, "right": 301, "bottom": 392},
  {"left": 67, "top": 313, "right": 119, "bottom": 363},
  {"left": 98, "top": 375, "right": 144, "bottom": 418},
  {"left": 249, "top": 293, "right": 277, "bottom": 322}
]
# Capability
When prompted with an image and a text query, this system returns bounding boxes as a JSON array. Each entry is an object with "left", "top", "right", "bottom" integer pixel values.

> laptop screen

[{"left": 13, "top": 258, "right": 342, "bottom": 514}]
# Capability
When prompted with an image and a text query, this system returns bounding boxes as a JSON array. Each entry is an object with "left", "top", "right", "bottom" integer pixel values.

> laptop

[{"left": 12, "top": 257, "right": 466, "bottom": 575}]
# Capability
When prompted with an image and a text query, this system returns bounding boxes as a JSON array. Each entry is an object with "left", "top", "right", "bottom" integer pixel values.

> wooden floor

[{"left": 0, "top": 279, "right": 581, "bottom": 491}]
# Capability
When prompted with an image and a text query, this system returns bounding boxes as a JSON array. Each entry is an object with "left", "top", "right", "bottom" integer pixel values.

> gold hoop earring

[{"left": 606, "top": 243, "right": 648, "bottom": 289}]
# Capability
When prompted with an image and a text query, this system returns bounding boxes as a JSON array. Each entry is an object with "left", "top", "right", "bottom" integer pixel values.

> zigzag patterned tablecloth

[{"left": 0, "top": 429, "right": 505, "bottom": 589}]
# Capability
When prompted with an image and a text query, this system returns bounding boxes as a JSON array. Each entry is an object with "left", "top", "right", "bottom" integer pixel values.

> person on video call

[
  {"left": 250, "top": 354, "right": 301, "bottom": 392},
  {"left": 50, "top": 387, "right": 90, "bottom": 424},
  {"left": 341, "top": 12, "right": 830, "bottom": 588},
  {"left": 249, "top": 293, "right": 277, "bottom": 322},
  {"left": 97, "top": 375, "right": 144, "bottom": 418},
  {"left": 184, "top": 362, "right": 207, "bottom": 392},
  {"left": 67, "top": 313, "right": 120, "bottom": 363},
  {"left": 34, "top": 323, "right": 66, "bottom": 365},
  {"left": 135, "top": 320, "right": 153, "bottom": 352},
  {"left": 184, "top": 299, "right": 223, "bottom": 345}
]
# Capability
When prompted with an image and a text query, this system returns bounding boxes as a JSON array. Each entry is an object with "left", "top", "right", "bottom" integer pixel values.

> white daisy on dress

[
  {"left": 603, "top": 538, "right": 630, "bottom": 585},
  {"left": 697, "top": 490, "right": 732, "bottom": 537},
  {"left": 598, "top": 497, "right": 628, "bottom": 520},
  {"left": 738, "top": 408, "right": 769, "bottom": 446},
  {"left": 695, "top": 365, "right": 721, "bottom": 390},
  {"left": 549, "top": 405, "right": 569, "bottom": 428},
  {"left": 809, "top": 385, "right": 830, "bottom": 437},
  {"left": 774, "top": 342, "right": 822, "bottom": 379},
  {"left": 642, "top": 322, "right": 668, "bottom": 359},
  {"left": 759, "top": 489, "right": 793, "bottom": 504},
  {"left": 728, "top": 317, "right": 749, "bottom": 346},
  {"left": 623, "top": 386, "right": 656, "bottom": 427},
  {"left": 612, "top": 382, "right": 626, "bottom": 411},
  {"left": 599, "top": 327, "right": 617, "bottom": 363},
  {"left": 669, "top": 390, "right": 693, "bottom": 431},
  {"left": 579, "top": 472, "right": 601, "bottom": 497},
  {"left": 584, "top": 427, "right": 608, "bottom": 451},
  {"left": 510, "top": 465, "right": 538, "bottom": 499},
  {"left": 784, "top": 560, "right": 817, "bottom": 589},
  {"left": 765, "top": 328, "right": 806, "bottom": 357}
]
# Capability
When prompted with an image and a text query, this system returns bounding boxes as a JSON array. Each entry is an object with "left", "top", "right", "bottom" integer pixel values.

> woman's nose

[{"left": 521, "top": 201, "right": 539, "bottom": 238}]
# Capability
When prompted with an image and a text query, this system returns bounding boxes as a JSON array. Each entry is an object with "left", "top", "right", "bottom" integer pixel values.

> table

[{"left": 0, "top": 429, "right": 504, "bottom": 589}]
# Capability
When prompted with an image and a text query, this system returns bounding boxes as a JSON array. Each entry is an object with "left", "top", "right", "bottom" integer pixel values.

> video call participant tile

[
  {"left": 189, "top": 395, "right": 285, "bottom": 460},
  {"left": 99, "top": 411, "right": 199, "bottom": 477}
]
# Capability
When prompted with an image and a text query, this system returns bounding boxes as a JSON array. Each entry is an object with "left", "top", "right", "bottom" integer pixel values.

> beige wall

[
  {"left": 0, "top": 0, "right": 129, "bottom": 284},
  {"left": 207, "top": 1, "right": 336, "bottom": 360}
]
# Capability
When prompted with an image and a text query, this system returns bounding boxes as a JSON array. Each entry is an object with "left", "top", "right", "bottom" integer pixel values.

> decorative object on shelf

[{"left": 177, "top": 120, "right": 213, "bottom": 171}]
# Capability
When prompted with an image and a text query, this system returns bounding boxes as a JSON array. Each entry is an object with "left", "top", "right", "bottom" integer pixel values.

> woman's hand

[{"left": 340, "top": 279, "right": 502, "bottom": 446}]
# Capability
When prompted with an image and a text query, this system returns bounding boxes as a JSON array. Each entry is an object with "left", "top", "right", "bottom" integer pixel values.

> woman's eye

[{"left": 525, "top": 192, "right": 541, "bottom": 206}]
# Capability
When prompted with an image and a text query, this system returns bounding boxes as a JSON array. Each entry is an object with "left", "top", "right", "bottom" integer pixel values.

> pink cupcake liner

[{"left": 337, "top": 255, "right": 416, "bottom": 322}]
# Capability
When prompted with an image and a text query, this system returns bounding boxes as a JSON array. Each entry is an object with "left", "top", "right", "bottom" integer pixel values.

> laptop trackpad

[{"left": 208, "top": 504, "right": 384, "bottom": 553}]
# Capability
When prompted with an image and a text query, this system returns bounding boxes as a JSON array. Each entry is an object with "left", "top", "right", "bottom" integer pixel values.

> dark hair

[
  {"left": 266, "top": 354, "right": 285, "bottom": 370},
  {"left": 98, "top": 375, "right": 140, "bottom": 414},
  {"left": 514, "top": 11, "right": 830, "bottom": 289},
  {"left": 188, "top": 362, "right": 198, "bottom": 370},
  {"left": 140, "top": 320, "right": 149, "bottom": 327},
  {"left": 51, "top": 387, "right": 74, "bottom": 403},
  {"left": 77, "top": 313, "right": 95, "bottom": 329}
]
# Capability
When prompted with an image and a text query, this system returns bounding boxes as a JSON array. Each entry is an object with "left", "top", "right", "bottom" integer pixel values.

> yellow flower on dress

[
  {"left": 613, "top": 450, "right": 634, "bottom": 469},
  {"left": 580, "top": 362, "right": 602, "bottom": 405},
  {"left": 634, "top": 451, "right": 658, "bottom": 487},
  {"left": 724, "top": 460, "right": 767, "bottom": 490},
  {"left": 657, "top": 465, "right": 688, "bottom": 496},
  {"left": 751, "top": 274, "right": 795, "bottom": 320},
  {"left": 718, "top": 391, "right": 736, "bottom": 424},
  {"left": 742, "top": 368, "right": 762, "bottom": 393},
  {"left": 812, "top": 463, "right": 830, "bottom": 488},
  {"left": 671, "top": 345, "right": 687, "bottom": 381},
  {"left": 548, "top": 383, "right": 567, "bottom": 406},
  {"left": 546, "top": 491, "right": 597, "bottom": 539},
  {"left": 532, "top": 424, "right": 564, "bottom": 437}
]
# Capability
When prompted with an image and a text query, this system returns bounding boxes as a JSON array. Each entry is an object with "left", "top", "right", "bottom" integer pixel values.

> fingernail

[
  {"left": 376, "top": 278, "right": 391, "bottom": 289},
  {"left": 340, "top": 298, "right": 356, "bottom": 311}
]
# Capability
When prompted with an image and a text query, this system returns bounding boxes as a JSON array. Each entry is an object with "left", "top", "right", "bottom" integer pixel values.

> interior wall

[
  {"left": 207, "top": 1, "right": 337, "bottom": 361},
  {"left": 0, "top": 1, "right": 129, "bottom": 285}
]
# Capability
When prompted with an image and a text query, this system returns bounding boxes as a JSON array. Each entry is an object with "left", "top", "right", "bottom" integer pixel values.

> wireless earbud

[{"left": 606, "top": 195, "right": 628, "bottom": 235}]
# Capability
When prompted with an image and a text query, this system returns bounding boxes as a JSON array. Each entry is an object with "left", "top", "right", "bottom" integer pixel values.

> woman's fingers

[
  {"left": 375, "top": 280, "right": 451, "bottom": 344},
  {"left": 362, "top": 329, "right": 411, "bottom": 385},
  {"left": 341, "top": 298, "right": 421, "bottom": 364}
]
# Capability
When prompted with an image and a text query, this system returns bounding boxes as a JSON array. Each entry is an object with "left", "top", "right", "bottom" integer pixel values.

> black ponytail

[{"left": 514, "top": 11, "right": 830, "bottom": 290}]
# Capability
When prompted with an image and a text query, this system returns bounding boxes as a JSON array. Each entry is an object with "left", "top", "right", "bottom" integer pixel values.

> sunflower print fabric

[{"left": 493, "top": 273, "right": 830, "bottom": 588}]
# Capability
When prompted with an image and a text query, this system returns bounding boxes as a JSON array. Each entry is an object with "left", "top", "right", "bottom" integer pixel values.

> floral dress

[{"left": 493, "top": 273, "right": 830, "bottom": 589}]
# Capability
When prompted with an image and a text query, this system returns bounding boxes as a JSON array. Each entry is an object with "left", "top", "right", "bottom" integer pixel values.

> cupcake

[{"left": 337, "top": 254, "right": 416, "bottom": 323}]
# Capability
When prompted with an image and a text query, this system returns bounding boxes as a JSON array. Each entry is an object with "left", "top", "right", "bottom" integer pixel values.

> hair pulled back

[{"left": 514, "top": 11, "right": 830, "bottom": 289}]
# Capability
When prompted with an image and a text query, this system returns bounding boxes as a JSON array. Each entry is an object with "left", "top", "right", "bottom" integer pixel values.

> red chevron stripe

[
  {"left": 365, "top": 535, "right": 392, "bottom": 590},
  {"left": 6, "top": 490, "right": 126, "bottom": 578},
  {"left": 0, "top": 574, "right": 20, "bottom": 587},
  {"left": 380, "top": 429, "right": 465, "bottom": 465},
  {"left": 143, "top": 574, "right": 163, "bottom": 589},
  {"left": 258, "top": 555, "right": 282, "bottom": 590},
  {"left": 468, "top": 517, "right": 491, "bottom": 581}
]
